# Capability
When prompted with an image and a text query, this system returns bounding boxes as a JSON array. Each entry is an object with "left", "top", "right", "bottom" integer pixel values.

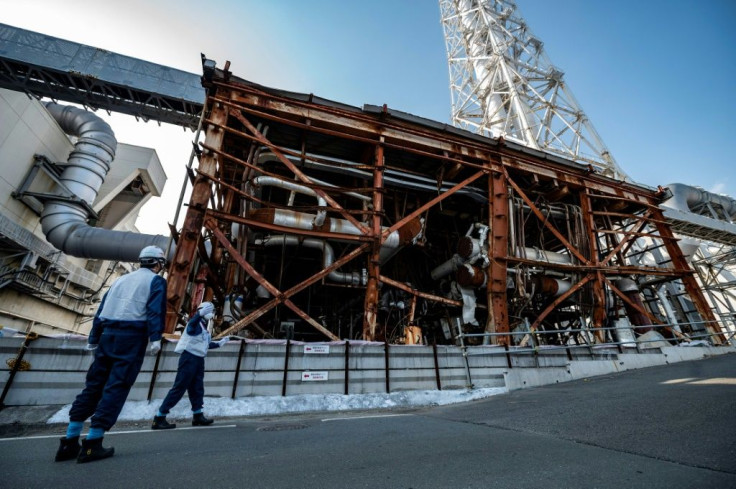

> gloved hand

[
  {"left": 149, "top": 340, "right": 162, "bottom": 355},
  {"left": 217, "top": 337, "right": 229, "bottom": 347},
  {"left": 85, "top": 343, "right": 98, "bottom": 352}
]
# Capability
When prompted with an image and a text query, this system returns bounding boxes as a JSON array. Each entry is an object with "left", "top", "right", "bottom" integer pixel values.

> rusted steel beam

[
  {"left": 487, "top": 171, "right": 510, "bottom": 345},
  {"left": 379, "top": 275, "right": 462, "bottom": 307},
  {"left": 505, "top": 256, "right": 693, "bottom": 277},
  {"left": 604, "top": 277, "right": 663, "bottom": 327},
  {"left": 384, "top": 170, "right": 485, "bottom": 238},
  {"left": 649, "top": 208, "right": 725, "bottom": 344},
  {"left": 214, "top": 234, "right": 369, "bottom": 338},
  {"left": 218, "top": 88, "right": 662, "bottom": 203},
  {"left": 231, "top": 110, "right": 370, "bottom": 234},
  {"left": 205, "top": 208, "right": 370, "bottom": 243},
  {"left": 579, "top": 189, "right": 607, "bottom": 342},
  {"left": 364, "top": 140, "right": 384, "bottom": 341},
  {"left": 504, "top": 168, "right": 589, "bottom": 264},
  {"left": 600, "top": 211, "right": 651, "bottom": 266},
  {"left": 530, "top": 274, "right": 594, "bottom": 332},
  {"left": 207, "top": 221, "right": 340, "bottom": 341},
  {"left": 165, "top": 96, "right": 229, "bottom": 334}
]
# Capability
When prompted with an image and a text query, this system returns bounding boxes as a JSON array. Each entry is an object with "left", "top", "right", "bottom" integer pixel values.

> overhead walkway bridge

[{"left": 0, "top": 23, "right": 204, "bottom": 129}]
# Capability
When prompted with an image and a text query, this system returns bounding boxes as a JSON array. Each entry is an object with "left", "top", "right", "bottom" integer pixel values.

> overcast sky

[{"left": 2, "top": 0, "right": 734, "bottom": 235}]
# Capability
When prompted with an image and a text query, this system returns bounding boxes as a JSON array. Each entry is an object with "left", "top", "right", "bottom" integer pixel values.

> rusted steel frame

[
  {"left": 648, "top": 208, "right": 725, "bottom": 343},
  {"left": 600, "top": 210, "right": 652, "bottom": 266},
  {"left": 221, "top": 85, "right": 664, "bottom": 205},
  {"left": 499, "top": 154, "right": 658, "bottom": 205},
  {"left": 198, "top": 167, "right": 364, "bottom": 217},
  {"left": 165, "top": 96, "right": 229, "bottom": 334},
  {"left": 603, "top": 277, "right": 663, "bottom": 327},
  {"left": 379, "top": 275, "right": 462, "bottom": 307},
  {"left": 230, "top": 110, "right": 370, "bottom": 234},
  {"left": 211, "top": 99, "right": 493, "bottom": 175},
  {"left": 591, "top": 210, "right": 668, "bottom": 225},
  {"left": 205, "top": 208, "right": 369, "bottom": 243},
  {"left": 505, "top": 256, "right": 692, "bottom": 276},
  {"left": 606, "top": 276, "right": 690, "bottom": 341},
  {"left": 578, "top": 189, "right": 606, "bottom": 342},
  {"left": 583, "top": 191, "right": 660, "bottom": 208},
  {"left": 488, "top": 170, "right": 510, "bottom": 344},
  {"left": 364, "top": 141, "right": 385, "bottom": 341},
  {"left": 207, "top": 220, "right": 340, "bottom": 341},
  {"left": 218, "top": 90, "right": 495, "bottom": 164},
  {"left": 597, "top": 228, "right": 664, "bottom": 240},
  {"left": 213, "top": 229, "right": 370, "bottom": 338},
  {"left": 197, "top": 145, "right": 374, "bottom": 209},
  {"left": 503, "top": 169, "right": 590, "bottom": 265},
  {"left": 530, "top": 274, "right": 595, "bottom": 331},
  {"left": 385, "top": 170, "right": 485, "bottom": 238}
]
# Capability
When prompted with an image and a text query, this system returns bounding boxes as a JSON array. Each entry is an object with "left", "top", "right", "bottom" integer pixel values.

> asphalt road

[{"left": 1, "top": 354, "right": 735, "bottom": 489}]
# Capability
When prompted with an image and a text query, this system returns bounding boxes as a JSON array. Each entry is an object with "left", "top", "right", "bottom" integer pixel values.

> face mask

[{"left": 204, "top": 312, "right": 214, "bottom": 320}]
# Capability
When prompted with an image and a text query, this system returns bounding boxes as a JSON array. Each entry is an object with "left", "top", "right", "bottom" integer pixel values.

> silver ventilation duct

[
  {"left": 41, "top": 103, "right": 171, "bottom": 262},
  {"left": 662, "top": 183, "right": 736, "bottom": 220}
]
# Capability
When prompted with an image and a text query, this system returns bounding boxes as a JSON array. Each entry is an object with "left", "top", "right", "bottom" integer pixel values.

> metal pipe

[
  {"left": 257, "top": 235, "right": 365, "bottom": 286},
  {"left": 41, "top": 103, "right": 171, "bottom": 261},
  {"left": 250, "top": 176, "right": 327, "bottom": 227},
  {"left": 247, "top": 209, "right": 420, "bottom": 262},
  {"left": 256, "top": 150, "right": 486, "bottom": 201}
]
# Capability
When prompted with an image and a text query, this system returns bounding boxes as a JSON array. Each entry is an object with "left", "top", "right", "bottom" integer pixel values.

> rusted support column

[
  {"left": 363, "top": 138, "right": 384, "bottom": 341},
  {"left": 486, "top": 170, "right": 509, "bottom": 345},
  {"left": 579, "top": 190, "right": 606, "bottom": 343},
  {"left": 165, "top": 95, "right": 229, "bottom": 333},
  {"left": 650, "top": 208, "right": 725, "bottom": 344}
]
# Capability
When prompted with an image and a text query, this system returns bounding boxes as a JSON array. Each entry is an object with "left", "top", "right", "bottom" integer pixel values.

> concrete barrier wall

[{"left": 0, "top": 336, "right": 733, "bottom": 406}]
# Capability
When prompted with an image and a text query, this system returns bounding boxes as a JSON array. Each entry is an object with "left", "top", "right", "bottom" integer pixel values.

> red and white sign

[
  {"left": 301, "top": 371, "right": 328, "bottom": 382},
  {"left": 304, "top": 345, "right": 330, "bottom": 354}
]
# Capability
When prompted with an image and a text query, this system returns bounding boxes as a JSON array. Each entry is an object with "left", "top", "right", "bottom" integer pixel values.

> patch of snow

[{"left": 47, "top": 387, "right": 506, "bottom": 424}]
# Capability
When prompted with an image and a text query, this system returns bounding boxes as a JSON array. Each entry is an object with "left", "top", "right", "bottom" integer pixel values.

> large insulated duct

[
  {"left": 662, "top": 183, "right": 736, "bottom": 220},
  {"left": 41, "top": 103, "right": 171, "bottom": 262}
]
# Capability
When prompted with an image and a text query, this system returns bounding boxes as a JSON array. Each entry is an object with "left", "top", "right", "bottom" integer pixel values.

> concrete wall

[{"left": 0, "top": 336, "right": 732, "bottom": 407}]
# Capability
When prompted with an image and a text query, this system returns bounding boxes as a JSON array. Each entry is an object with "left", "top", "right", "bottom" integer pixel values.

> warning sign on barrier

[
  {"left": 301, "top": 371, "right": 328, "bottom": 381},
  {"left": 304, "top": 345, "right": 330, "bottom": 354}
]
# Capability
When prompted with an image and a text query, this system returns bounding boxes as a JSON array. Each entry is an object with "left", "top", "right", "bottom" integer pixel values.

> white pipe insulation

[{"left": 41, "top": 103, "right": 171, "bottom": 262}]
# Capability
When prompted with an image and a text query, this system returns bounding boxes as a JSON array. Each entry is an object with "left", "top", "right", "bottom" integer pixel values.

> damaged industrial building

[{"left": 161, "top": 62, "right": 725, "bottom": 349}]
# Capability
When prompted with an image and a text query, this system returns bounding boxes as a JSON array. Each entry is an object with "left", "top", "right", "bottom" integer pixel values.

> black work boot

[
  {"left": 151, "top": 415, "right": 176, "bottom": 430},
  {"left": 54, "top": 436, "right": 81, "bottom": 462},
  {"left": 77, "top": 437, "right": 114, "bottom": 463},
  {"left": 192, "top": 412, "right": 214, "bottom": 426}
]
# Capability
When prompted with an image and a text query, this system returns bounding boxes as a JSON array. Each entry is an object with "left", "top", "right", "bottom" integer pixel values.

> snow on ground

[{"left": 47, "top": 387, "right": 507, "bottom": 424}]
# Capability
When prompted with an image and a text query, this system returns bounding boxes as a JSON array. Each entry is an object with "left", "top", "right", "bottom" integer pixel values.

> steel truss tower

[{"left": 440, "top": 0, "right": 629, "bottom": 181}]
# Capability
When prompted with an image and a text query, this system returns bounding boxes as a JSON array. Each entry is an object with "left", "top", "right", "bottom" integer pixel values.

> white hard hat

[
  {"left": 197, "top": 302, "right": 215, "bottom": 316},
  {"left": 197, "top": 302, "right": 215, "bottom": 320},
  {"left": 139, "top": 245, "right": 166, "bottom": 267}
]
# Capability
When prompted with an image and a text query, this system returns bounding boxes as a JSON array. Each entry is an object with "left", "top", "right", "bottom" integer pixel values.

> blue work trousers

[
  {"left": 69, "top": 331, "right": 147, "bottom": 431},
  {"left": 159, "top": 351, "right": 205, "bottom": 414}
]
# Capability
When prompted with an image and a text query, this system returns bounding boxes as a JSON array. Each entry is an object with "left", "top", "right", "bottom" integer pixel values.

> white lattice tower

[{"left": 440, "top": 0, "right": 629, "bottom": 181}]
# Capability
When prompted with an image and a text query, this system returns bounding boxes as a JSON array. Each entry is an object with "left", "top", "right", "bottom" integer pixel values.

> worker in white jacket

[{"left": 152, "top": 302, "right": 228, "bottom": 429}]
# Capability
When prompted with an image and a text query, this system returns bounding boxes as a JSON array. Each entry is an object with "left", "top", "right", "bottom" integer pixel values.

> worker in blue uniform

[
  {"left": 55, "top": 245, "right": 168, "bottom": 463},
  {"left": 151, "top": 301, "right": 228, "bottom": 429}
]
